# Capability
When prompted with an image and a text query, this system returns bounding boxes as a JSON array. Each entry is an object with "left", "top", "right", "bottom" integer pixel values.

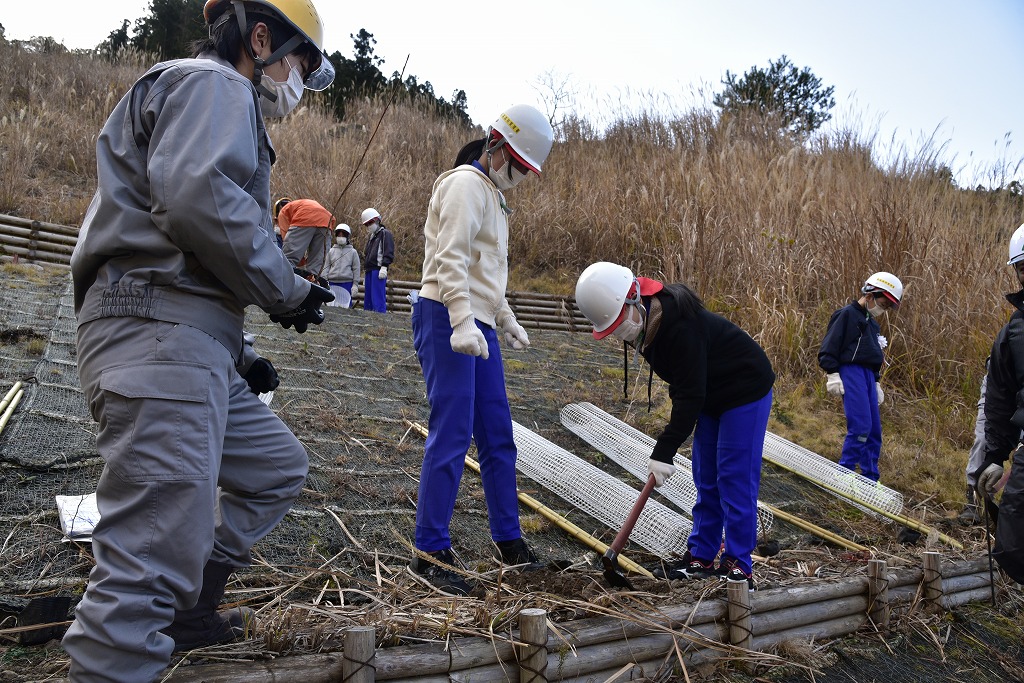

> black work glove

[
  {"left": 244, "top": 357, "right": 280, "bottom": 394},
  {"left": 270, "top": 273, "right": 335, "bottom": 333}
]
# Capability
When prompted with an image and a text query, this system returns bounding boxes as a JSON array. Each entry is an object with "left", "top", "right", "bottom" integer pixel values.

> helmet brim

[{"left": 592, "top": 307, "right": 628, "bottom": 340}]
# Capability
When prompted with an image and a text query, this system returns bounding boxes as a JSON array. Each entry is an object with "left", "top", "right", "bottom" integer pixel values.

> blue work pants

[
  {"left": 363, "top": 270, "right": 387, "bottom": 313},
  {"left": 689, "top": 390, "right": 772, "bottom": 575},
  {"left": 838, "top": 364, "right": 882, "bottom": 481},
  {"left": 411, "top": 297, "right": 520, "bottom": 551}
]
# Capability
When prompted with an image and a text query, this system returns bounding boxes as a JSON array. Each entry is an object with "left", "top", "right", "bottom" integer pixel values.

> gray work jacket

[{"left": 72, "top": 52, "right": 309, "bottom": 356}]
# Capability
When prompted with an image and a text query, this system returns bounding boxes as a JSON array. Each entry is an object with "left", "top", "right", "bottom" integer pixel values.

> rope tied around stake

[{"left": 340, "top": 652, "right": 375, "bottom": 682}]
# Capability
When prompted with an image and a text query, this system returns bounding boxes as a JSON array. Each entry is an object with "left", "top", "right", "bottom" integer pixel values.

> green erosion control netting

[{"left": 1, "top": 268, "right": 926, "bottom": 614}]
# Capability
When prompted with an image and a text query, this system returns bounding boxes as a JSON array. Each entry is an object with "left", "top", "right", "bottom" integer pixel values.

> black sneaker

[
  {"left": 409, "top": 548, "right": 474, "bottom": 596},
  {"left": 720, "top": 558, "right": 756, "bottom": 592},
  {"left": 681, "top": 557, "right": 722, "bottom": 580},
  {"left": 495, "top": 538, "right": 544, "bottom": 570},
  {"left": 653, "top": 550, "right": 693, "bottom": 580}
]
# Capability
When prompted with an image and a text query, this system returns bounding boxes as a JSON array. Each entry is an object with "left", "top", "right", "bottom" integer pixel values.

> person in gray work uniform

[{"left": 63, "top": 1, "right": 335, "bottom": 680}]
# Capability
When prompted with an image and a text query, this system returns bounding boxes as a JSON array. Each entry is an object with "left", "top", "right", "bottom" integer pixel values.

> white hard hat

[
  {"left": 361, "top": 207, "right": 381, "bottom": 226},
  {"left": 487, "top": 104, "right": 554, "bottom": 175},
  {"left": 862, "top": 272, "right": 903, "bottom": 306},
  {"left": 575, "top": 262, "right": 638, "bottom": 339},
  {"left": 1008, "top": 223, "right": 1024, "bottom": 265},
  {"left": 335, "top": 223, "right": 351, "bottom": 235}
]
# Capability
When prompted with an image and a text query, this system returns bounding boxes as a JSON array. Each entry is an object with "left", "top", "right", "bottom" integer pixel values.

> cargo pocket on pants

[{"left": 98, "top": 362, "right": 212, "bottom": 482}]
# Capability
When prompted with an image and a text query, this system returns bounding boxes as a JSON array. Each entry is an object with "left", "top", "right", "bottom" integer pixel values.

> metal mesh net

[
  {"left": 512, "top": 420, "right": 692, "bottom": 558},
  {"left": 559, "top": 402, "right": 775, "bottom": 537}
]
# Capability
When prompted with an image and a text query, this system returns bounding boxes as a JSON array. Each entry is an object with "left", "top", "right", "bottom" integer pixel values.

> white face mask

[
  {"left": 335, "top": 236, "right": 348, "bottom": 245},
  {"left": 488, "top": 148, "right": 528, "bottom": 191},
  {"left": 867, "top": 303, "right": 884, "bottom": 318},
  {"left": 610, "top": 304, "right": 645, "bottom": 344},
  {"left": 260, "top": 57, "right": 304, "bottom": 118}
]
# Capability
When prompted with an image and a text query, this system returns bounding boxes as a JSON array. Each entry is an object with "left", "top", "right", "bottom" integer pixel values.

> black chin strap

[{"left": 224, "top": 0, "right": 306, "bottom": 102}]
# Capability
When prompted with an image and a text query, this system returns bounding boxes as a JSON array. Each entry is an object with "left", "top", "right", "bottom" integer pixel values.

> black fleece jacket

[
  {"left": 641, "top": 286, "right": 775, "bottom": 464},
  {"left": 980, "top": 290, "right": 1024, "bottom": 476}
]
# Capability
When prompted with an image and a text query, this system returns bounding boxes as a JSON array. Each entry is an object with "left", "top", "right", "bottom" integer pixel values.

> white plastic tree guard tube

[
  {"left": 559, "top": 403, "right": 774, "bottom": 537},
  {"left": 511, "top": 420, "right": 691, "bottom": 559},
  {"left": 562, "top": 402, "right": 903, "bottom": 519},
  {"left": 762, "top": 431, "right": 904, "bottom": 517}
]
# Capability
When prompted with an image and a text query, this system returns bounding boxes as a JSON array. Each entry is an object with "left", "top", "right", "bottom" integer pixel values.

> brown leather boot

[{"left": 161, "top": 560, "right": 254, "bottom": 651}]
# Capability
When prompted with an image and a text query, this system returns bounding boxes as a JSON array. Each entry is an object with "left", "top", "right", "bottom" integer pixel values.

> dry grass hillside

[{"left": 2, "top": 38, "right": 1023, "bottom": 507}]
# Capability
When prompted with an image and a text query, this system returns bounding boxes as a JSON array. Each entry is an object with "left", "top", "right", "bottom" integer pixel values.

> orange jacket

[{"left": 277, "top": 199, "right": 335, "bottom": 241}]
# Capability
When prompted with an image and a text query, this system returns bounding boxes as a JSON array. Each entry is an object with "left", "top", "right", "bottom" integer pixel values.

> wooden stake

[
  {"left": 518, "top": 608, "right": 548, "bottom": 683},
  {"left": 342, "top": 626, "right": 375, "bottom": 683},
  {"left": 867, "top": 559, "right": 890, "bottom": 631},
  {"left": 922, "top": 551, "right": 943, "bottom": 612}
]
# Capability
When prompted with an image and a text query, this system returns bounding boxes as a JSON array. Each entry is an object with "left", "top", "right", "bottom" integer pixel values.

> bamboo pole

[
  {"left": 0, "top": 381, "right": 23, "bottom": 413},
  {"left": 0, "top": 388, "right": 25, "bottom": 436},
  {"left": 759, "top": 502, "right": 868, "bottom": 551},
  {"left": 405, "top": 420, "right": 654, "bottom": 579},
  {"left": 517, "top": 608, "right": 548, "bottom": 683},
  {"left": 766, "top": 459, "right": 963, "bottom": 549}
]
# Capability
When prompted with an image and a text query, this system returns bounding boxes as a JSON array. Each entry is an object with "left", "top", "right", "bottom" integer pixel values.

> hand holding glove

[
  {"left": 876, "top": 382, "right": 885, "bottom": 405},
  {"left": 270, "top": 282, "right": 335, "bottom": 333},
  {"left": 378, "top": 266, "right": 388, "bottom": 280},
  {"left": 244, "top": 357, "right": 280, "bottom": 394},
  {"left": 977, "top": 462, "right": 1005, "bottom": 500},
  {"left": 648, "top": 459, "right": 677, "bottom": 487},
  {"left": 826, "top": 372, "right": 844, "bottom": 396},
  {"left": 499, "top": 316, "right": 530, "bottom": 350},
  {"left": 450, "top": 318, "right": 489, "bottom": 359}
]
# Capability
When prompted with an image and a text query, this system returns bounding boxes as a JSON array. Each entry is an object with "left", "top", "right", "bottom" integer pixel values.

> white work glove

[
  {"left": 450, "top": 318, "right": 489, "bottom": 359},
  {"left": 976, "top": 463, "right": 1005, "bottom": 500},
  {"left": 648, "top": 459, "right": 677, "bottom": 487},
  {"left": 826, "top": 372, "right": 844, "bottom": 396},
  {"left": 876, "top": 382, "right": 884, "bottom": 405},
  {"left": 499, "top": 316, "right": 530, "bottom": 350},
  {"left": 378, "top": 266, "right": 388, "bottom": 280}
]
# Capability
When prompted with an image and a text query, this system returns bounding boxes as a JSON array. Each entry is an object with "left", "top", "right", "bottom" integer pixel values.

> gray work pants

[
  {"left": 63, "top": 317, "right": 308, "bottom": 683},
  {"left": 966, "top": 374, "right": 987, "bottom": 487},
  {"left": 281, "top": 226, "right": 330, "bottom": 275}
]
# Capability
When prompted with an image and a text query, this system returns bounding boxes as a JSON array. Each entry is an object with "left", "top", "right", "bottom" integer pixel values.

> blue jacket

[{"left": 818, "top": 301, "right": 884, "bottom": 380}]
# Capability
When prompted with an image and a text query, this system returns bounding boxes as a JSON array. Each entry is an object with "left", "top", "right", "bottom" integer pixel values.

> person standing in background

[
  {"left": 361, "top": 207, "right": 395, "bottom": 313},
  {"left": 324, "top": 223, "right": 360, "bottom": 308},
  {"left": 818, "top": 272, "right": 903, "bottom": 482}
]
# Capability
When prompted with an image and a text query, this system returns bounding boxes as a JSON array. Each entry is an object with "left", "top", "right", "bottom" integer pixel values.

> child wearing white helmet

[
  {"left": 324, "top": 224, "right": 360, "bottom": 307},
  {"left": 818, "top": 271, "right": 903, "bottom": 481},
  {"left": 409, "top": 104, "right": 553, "bottom": 595},
  {"left": 575, "top": 262, "right": 775, "bottom": 590},
  {"left": 360, "top": 207, "right": 395, "bottom": 312}
]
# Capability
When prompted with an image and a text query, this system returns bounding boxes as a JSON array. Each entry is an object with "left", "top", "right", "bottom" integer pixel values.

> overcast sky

[{"left": 2, "top": 0, "right": 1022, "bottom": 187}]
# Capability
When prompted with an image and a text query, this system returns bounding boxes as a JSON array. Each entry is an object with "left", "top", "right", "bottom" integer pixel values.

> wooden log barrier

[{"left": 152, "top": 558, "right": 994, "bottom": 683}]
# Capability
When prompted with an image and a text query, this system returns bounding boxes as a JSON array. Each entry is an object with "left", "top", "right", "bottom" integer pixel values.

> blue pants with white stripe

[
  {"left": 411, "top": 297, "right": 521, "bottom": 552},
  {"left": 838, "top": 364, "right": 882, "bottom": 481},
  {"left": 689, "top": 389, "right": 772, "bottom": 575}
]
